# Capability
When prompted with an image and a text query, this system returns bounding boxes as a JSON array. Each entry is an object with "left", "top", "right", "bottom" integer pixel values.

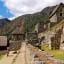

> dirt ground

[{"left": 0, "top": 42, "right": 26, "bottom": 64}]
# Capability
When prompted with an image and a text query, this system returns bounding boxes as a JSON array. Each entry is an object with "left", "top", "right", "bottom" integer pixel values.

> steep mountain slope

[
  {"left": 0, "top": 18, "right": 24, "bottom": 40},
  {"left": 21, "top": 6, "right": 55, "bottom": 32}
]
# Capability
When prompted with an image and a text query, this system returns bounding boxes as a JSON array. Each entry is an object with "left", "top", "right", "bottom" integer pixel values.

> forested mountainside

[
  {"left": 0, "top": 18, "right": 24, "bottom": 39},
  {"left": 22, "top": 6, "right": 55, "bottom": 32}
]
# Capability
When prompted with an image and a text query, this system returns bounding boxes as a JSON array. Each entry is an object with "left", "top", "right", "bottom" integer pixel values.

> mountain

[
  {"left": 0, "top": 17, "right": 24, "bottom": 39},
  {"left": 20, "top": 6, "right": 55, "bottom": 32},
  {"left": 0, "top": 5, "right": 56, "bottom": 40},
  {"left": 0, "top": 18, "right": 10, "bottom": 28}
]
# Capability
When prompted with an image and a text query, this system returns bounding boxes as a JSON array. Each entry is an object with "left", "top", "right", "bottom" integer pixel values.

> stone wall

[
  {"left": 9, "top": 41, "right": 21, "bottom": 51},
  {"left": 50, "top": 14, "right": 57, "bottom": 22},
  {"left": 51, "top": 28, "right": 62, "bottom": 50},
  {"left": 12, "top": 34, "right": 25, "bottom": 41},
  {"left": 27, "top": 32, "right": 38, "bottom": 46}
]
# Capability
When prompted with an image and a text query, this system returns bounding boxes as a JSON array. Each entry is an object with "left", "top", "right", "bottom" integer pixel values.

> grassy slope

[{"left": 41, "top": 45, "right": 64, "bottom": 60}]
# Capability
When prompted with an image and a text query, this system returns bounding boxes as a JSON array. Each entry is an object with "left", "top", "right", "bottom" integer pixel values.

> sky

[{"left": 0, "top": 0, "right": 64, "bottom": 20}]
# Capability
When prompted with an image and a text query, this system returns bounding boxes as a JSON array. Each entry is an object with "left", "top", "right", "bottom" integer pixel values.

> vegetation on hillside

[
  {"left": 23, "top": 6, "right": 55, "bottom": 32},
  {"left": 41, "top": 45, "right": 64, "bottom": 60},
  {"left": 0, "top": 6, "right": 55, "bottom": 39},
  {"left": 0, "top": 18, "right": 24, "bottom": 40}
]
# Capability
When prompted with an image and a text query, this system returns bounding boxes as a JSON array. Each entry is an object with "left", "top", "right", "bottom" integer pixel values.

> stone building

[
  {"left": 49, "top": 3, "right": 64, "bottom": 22},
  {"left": 12, "top": 26, "right": 25, "bottom": 41},
  {"left": 0, "top": 36, "right": 7, "bottom": 50},
  {"left": 38, "top": 21, "right": 50, "bottom": 33},
  {"left": 51, "top": 27, "right": 63, "bottom": 50},
  {"left": 49, "top": 3, "right": 64, "bottom": 49},
  {"left": 38, "top": 3, "right": 64, "bottom": 50},
  {"left": 10, "top": 26, "right": 25, "bottom": 51},
  {"left": 27, "top": 32, "right": 38, "bottom": 46}
]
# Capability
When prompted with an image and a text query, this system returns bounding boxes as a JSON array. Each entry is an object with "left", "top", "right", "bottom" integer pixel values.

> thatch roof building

[
  {"left": 12, "top": 27, "right": 25, "bottom": 40},
  {"left": 0, "top": 36, "right": 7, "bottom": 46}
]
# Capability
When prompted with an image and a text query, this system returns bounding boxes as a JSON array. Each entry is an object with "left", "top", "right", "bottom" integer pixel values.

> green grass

[
  {"left": 41, "top": 45, "right": 64, "bottom": 60},
  {"left": 0, "top": 55, "right": 3, "bottom": 60}
]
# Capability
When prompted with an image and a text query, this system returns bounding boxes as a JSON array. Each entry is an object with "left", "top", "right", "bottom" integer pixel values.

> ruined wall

[
  {"left": 38, "top": 31, "right": 55, "bottom": 49},
  {"left": 56, "top": 6, "right": 64, "bottom": 22},
  {"left": 50, "top": 14, "right": 57, "bottom": 22},
  {"left": 27, "top": 32, "right": 38, "bottom": 46},
  {"left": 34, "top": 24, "right": 39, "bottom": 33},
  {"left": 51, "top": 28, "right": 62, "bottom": 50},
  {"left": 38, "top": 22, "right": 49, "bottom": 33},
  {"left": 60, "top": 27, "right": 64, "bottom": 50},
  {"left": 10, "top": 41, "right": 21, "bottom": 51},
  {"left": 12, "top": 34, "right": 25, "bottom": 41}
]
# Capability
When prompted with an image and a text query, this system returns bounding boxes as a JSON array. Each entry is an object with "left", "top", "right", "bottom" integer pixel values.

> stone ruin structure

[
  {"left": 27, "top": 32, "right": 39, "bottom": 46},
  {"left": 38, "top": 3, "right": 64, "bottom": 50},
  {"left": 51, "top": 27, "right": 63, "bottom": 50},
  {"left": 10, "top": 26, "right": 25, "bottom": 51},
  {"left": 11, "top": 26, "right": 25, "bottom": 41}
]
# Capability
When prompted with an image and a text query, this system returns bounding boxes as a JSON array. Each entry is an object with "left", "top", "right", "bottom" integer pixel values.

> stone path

[
  {"left": 13, "top": 42, "right": 26, "bottom": 64},
  {"left": 0, "top": 51, "right": 17, "bottom": 64},
  {"left": 0, "top": 42, "right": 26, "bottom": 64},
  {"left": 0, "top": 42, "right": 64, "bottom": 64}
]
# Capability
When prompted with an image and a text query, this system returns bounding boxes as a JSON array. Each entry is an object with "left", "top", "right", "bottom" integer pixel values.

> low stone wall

[
  {"left": 10, "top": 41, "right": 21, "bottom": 51},
  {"left": 0, "top": 50, "right": 6, "bottom": 55},
  {"left": 28, "top": 40, "right": 38, "bottom": 46}
]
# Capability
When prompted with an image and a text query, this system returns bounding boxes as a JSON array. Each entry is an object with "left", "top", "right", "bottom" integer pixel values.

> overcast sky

[{"left": 0, "top": 0, "right": 64, "bottom": 20}]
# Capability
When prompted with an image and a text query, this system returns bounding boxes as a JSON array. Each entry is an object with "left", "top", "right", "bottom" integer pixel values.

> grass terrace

[{"left": 41, "top": 45, "right": 64, "bottom": 60}]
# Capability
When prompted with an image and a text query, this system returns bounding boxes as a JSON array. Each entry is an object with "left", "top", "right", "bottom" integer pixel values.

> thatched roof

[
  {"left": 12, "top": 27, "right": 24, "bottom": 34},
  {"left": 0, "top": 36, "right": 7, "bottom": 46},
  {"left": 49, "top": 3, "right": 64, "bottom": 18}
]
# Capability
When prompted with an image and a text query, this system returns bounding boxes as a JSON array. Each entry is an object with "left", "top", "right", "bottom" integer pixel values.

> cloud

[
  {"left": 9, "top": 16, "right": 18, "bottom": 20},
  {"left": 0, "top": 15, "right": 3, "bottom": 19},
  {"left": 1, "top": 0, "right": 64, "bottom": 19}
]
